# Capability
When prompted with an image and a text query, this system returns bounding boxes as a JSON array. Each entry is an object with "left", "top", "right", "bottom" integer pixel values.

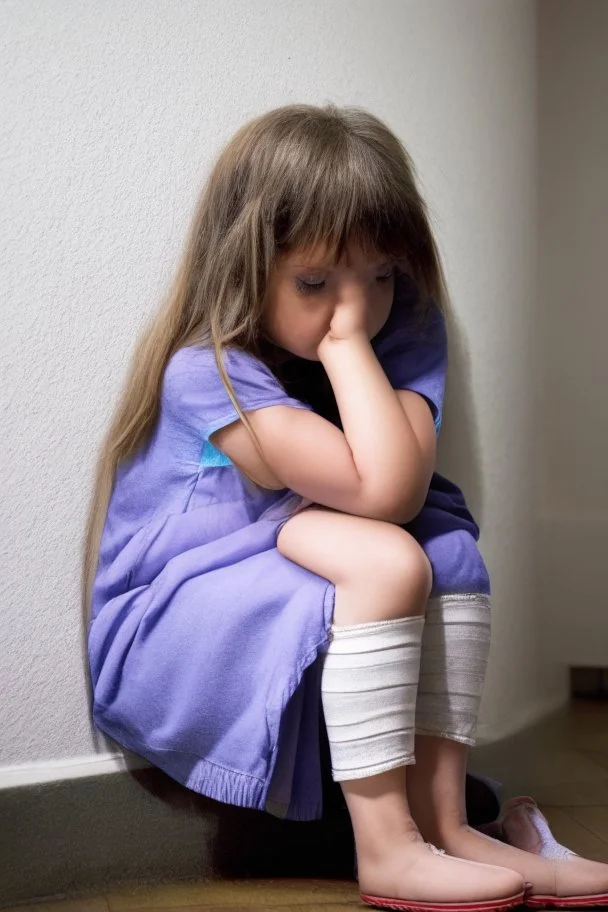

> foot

[
  {"left": 357, "top": 839, "right": 525, "bottom": 911},
  {"left": 437, "top": 820, "right": 608, "bottom": 907}
]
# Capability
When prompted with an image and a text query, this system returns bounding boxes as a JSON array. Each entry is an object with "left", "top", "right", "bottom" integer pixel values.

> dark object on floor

[
  {"left": 465, "top": 770, "right": 502, "bottom": 826},
  {"left": 570, "top": 667, "right": 608, "bottom": 699}
]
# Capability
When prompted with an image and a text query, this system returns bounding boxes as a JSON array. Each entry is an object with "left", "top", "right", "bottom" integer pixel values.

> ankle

[
  {"left": 437, "top": 822, "right": 489, "bottom": 854},
  {"left": 355, "top": 821, "right": 424, "bottom": 867},
  {"left": 417, "top": 818, "right": 469, "bottom": 848}
]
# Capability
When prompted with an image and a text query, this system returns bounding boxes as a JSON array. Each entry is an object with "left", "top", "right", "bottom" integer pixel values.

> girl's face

[{"left": 262, "top": 239, "right": 396, "bottom": 361}]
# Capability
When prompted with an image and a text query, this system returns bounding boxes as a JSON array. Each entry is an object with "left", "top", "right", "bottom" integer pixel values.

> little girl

[{"left": 84, "top": 103, "right": 608, "bottom": 911}]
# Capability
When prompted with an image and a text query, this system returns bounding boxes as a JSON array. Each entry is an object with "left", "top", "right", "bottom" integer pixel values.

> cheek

[
  {"left": 288, "top": 308, "right": 330, "bottom": 358},
  {"left": 266, "top": 293, "right": 330, "bottom": 357}
]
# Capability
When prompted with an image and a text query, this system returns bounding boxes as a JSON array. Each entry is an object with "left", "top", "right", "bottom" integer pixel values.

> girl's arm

[{"left": 212, "top": 304, "right": 436, "bottom": 524}]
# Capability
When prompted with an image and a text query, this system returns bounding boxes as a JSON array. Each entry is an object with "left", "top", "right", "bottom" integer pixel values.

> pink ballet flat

[
  {"left": 359, "top": 844, "right": 526, "bottom": 912},
  {"left": 481, "top": 796, "right": 608, "bottom": 908}
]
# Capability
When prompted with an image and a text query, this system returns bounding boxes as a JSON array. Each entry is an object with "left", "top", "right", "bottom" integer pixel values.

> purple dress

[{"left": 87, "top": 274, "right": 489, "bottom": 821}]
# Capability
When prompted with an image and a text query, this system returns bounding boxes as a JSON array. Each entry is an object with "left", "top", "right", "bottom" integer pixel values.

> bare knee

[
  {"left": 277, "top": 506, "right": 432, "bottom": 622},
  {"left": 359, "top": 525, "right": 432, "bottom": 617}
]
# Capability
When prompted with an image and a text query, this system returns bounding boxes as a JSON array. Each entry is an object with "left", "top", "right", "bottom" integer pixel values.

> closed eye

[
  {"left": 295, "top": 269, "right": 394, "bottom": 296},
  {"left": 295, "top": 277, "right": 325, "bottom": 294}
]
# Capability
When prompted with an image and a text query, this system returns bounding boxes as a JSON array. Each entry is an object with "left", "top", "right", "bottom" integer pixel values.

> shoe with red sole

[
  {"left": 357, "top": 843, "right": 526, "bottom": 912},
  {"left": 480, "top": 796, "right": 608, "bottom": 909}
]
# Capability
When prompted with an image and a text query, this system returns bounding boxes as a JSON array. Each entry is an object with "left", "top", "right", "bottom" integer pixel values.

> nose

[{"left": 336, "top": 276, "right": 370, "bottom": 306}]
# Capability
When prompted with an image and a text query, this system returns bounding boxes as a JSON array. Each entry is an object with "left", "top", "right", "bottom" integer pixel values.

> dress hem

[{"left": 91, "top": 712, "right": 325, "bottom": 820}]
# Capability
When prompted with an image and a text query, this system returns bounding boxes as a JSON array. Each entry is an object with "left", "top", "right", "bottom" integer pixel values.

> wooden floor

[{"left": 5, "top": 699, "right": 608, "bottom": 912}]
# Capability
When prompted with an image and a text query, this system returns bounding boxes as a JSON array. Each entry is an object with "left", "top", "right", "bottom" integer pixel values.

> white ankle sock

[{"left": 320, "top": 615, "right": 425, "bottom": 781}]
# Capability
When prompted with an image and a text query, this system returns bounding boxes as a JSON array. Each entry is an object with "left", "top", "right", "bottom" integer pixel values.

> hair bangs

[{"left": 272, "top": 139, "right": 414, "bottom": 269}]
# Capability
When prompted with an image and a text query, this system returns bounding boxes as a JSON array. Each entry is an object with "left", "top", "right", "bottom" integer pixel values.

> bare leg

[
  {"left": 406, "top": 734, "right": 469, "bottom": 842},
  {"left": 277, "top": 507, "right": 525, "bottom": 906}
]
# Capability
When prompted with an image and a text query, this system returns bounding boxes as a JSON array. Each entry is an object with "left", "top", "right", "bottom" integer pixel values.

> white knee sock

[
  {"left": 320, "top": 615, "right": 425, "bottom": 781},
  {"left": 415, "top": 594, "right": 491, "bottom": 746}
]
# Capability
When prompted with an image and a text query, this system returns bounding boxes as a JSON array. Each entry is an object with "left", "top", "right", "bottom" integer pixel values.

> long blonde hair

[{"left": 82, "top": 102, "right": 450, "bottom": 629}]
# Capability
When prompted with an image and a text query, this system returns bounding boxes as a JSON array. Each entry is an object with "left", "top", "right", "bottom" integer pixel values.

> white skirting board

[{"left": 0, "top": 747, "right": 151, "bottom": 789}]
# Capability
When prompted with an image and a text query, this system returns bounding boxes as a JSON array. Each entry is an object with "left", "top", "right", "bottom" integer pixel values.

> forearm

[{"left": 318, "top": 332, "right": 428, "bottom": 521}]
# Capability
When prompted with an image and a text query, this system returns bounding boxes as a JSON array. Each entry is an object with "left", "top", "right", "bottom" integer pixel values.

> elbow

[
  {"left": 354, "top": 456, "right": 434, "bottom": 524},
  {"left": 384, "top": 493, "right": 425, "bottom": 526},
  {"left": 366, "top": 481, "right": 429, "bottom": 526}
]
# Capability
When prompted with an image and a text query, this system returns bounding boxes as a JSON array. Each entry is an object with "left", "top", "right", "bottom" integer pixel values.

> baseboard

[{"left": 0, "top": 748, "right": 150, "bottom": 790}]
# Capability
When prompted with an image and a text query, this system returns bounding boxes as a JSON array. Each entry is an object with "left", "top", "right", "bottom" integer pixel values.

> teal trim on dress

[{"left": 200, "top": 439, "right": 233, "bottom": 468}]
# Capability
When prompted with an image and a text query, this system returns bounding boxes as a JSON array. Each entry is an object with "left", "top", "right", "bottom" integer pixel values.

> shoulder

[
  {"left": 163, "top": 344, "right": 275, "bottom": 395},
  {"left": 164, "top": 342, "right": 261, "bottom": 377},
  {"left": 161, "top": 343, "right": 304, "bottom": 436}
]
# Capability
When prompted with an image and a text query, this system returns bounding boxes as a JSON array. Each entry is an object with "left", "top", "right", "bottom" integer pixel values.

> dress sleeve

[
  {"left": 163, "top": 344, "right": 315, "bottom": 441},
  {"left": 371, "top": 275, "right": 447, "bottom": 436}
]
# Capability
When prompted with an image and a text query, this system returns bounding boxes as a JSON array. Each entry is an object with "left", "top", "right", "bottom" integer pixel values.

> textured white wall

[
  {"left": 1, "top": 0, "right": 565, "bottom": 785},
  {"left": 537, "top": 0, "right": 608, "bottom": 667}
]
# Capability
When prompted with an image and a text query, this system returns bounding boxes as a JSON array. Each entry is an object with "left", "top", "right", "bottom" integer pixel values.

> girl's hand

[{"left": 317, "top": 298, "right": 369, "bottom": 356}]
